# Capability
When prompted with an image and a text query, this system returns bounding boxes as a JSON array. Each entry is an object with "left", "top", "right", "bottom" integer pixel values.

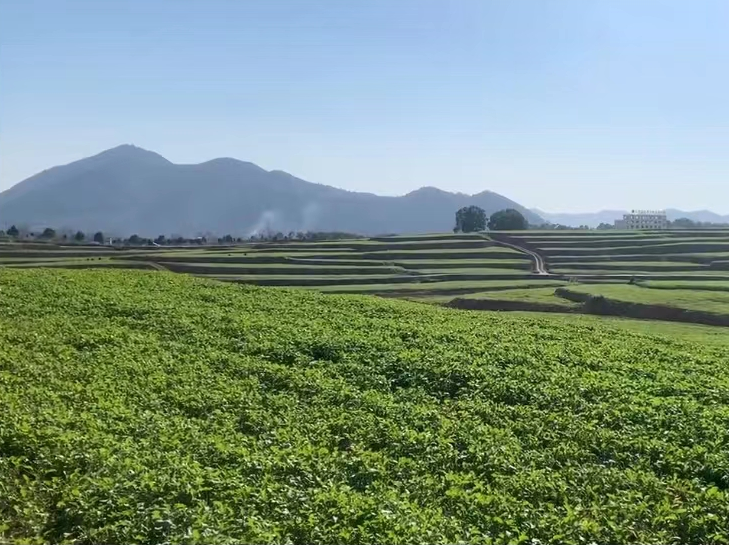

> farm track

[{"left": 487, "top": 234, "right": 549, "bottom": 275}]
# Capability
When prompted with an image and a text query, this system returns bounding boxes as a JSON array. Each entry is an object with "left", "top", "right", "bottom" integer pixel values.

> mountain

[
  {"left": 534, "top": 209, "right": 729, "bottom": 228},
  {"left": 665, "top": 209, "right": 729, "bottom": 224},
  {"left": 531, "top": 210, "right": 627, "bottom": 228},
  {"left": 0, "top": 145, "right": 543, "bottom": 236}
]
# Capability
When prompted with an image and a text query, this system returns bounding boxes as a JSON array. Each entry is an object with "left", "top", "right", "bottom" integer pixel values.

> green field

[
  {"left": 509, "top": 311, "right": 729, "bottom": 348},
  {"left": 0, "top": 235, "right": 540, "bottom": 297},
  {"left": 563, "top": 283, "right": 729, "bottom": 315},
  {"left": 2, "top": 268, "right": 729, "bottom": 544},
  {"left": 4, "top": 230, "right": 729, "bottom": 326},
  {"left": 640, "top": 280, "right": 729, "bottom": 291},
  {"left": 451, "top": 286, "right": 580, "bottom": 307}
]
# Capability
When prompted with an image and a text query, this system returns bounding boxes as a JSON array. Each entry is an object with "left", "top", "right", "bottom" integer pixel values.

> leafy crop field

[{"left": 2, "top": 269, "right": 729, "bottom": 544}]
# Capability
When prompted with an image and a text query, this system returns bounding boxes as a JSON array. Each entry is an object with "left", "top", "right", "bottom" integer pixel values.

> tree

[
  {"left": 74, "top": 230, "right": 85, "bottom": 242},
  {"left": 596, "top": 223, "right": 614, "bottom": 230},
  {"left": 128, "top": 234, "right": 142, "bottom": 245},
  {"left": 40, "top": 227, "right": 56, "bottom": 239},
  {"left": 154, "top": 235, "right": 166, "bottom": 245},
  {"left": 93, "top": 231, "right": 104, "bottom": 244},
  {"left": 487, "top": 209, "right": 528, "bottom": 231},
  {"left": 7, "top": 225, "right": 19, "bottom": 237},
  {"left": 454, "top": 206, "right": 487, "bottom": 233},
  {"left": 670, "top": 218, "right": 696, "bottom": 229}
]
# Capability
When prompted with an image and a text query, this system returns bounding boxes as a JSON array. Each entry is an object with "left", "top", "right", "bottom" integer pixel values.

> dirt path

[{"left": 486, "top": 235, "right": 549, "bottom": 275}]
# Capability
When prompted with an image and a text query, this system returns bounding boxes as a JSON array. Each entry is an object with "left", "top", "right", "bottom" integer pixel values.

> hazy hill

[
  {"left": 0, "top": 145, "right": 543, "bottom": 236},
  {"left": 534, "top": 209, "right": 729, "bottom": 228}
]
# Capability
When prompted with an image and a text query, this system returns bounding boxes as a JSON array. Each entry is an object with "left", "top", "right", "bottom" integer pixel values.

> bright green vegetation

[
  {"left": 641, "top": 280, "right": 729, "bottom": 292},
  {"left": 510, "top": 311, "right": 729, "bottom": 348},
  {"left": 456, "top": 287, "right": 579, "bottom": 307},
  {"left": 566, "top": 283, "right": 729, "bottom": 314},
  {"left": 3, "top": 268, "right": 729, "bottom": 544}
]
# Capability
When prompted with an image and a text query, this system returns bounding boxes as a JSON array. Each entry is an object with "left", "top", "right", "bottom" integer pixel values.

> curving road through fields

[{"left": 487, "top": 235, "right": 549, "bottom": 275}]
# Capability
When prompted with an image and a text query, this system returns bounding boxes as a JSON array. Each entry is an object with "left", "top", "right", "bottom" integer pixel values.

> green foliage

[
  {"left": 74, "top": 230, "right": 85, "bottom": 242},
  {"left": 93, "top": 231, "right": 105, "bottom": 244},
  {"left": 40, "top": 227, "right": 57, "bottom": 239},
  {"left": 488, "top": 209, "right": 529, "bottom": 231},
  {"left": 2, "top": 269, "right": 729, "bottom": 544},
  {"left": 6, "top": 225, "right": 19, "bottom": 237},
  {"left": 454, "top": 206, "right": 486, "bottom": 233}
]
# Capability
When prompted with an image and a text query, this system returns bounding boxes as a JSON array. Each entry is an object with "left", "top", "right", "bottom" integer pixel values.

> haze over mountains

[
  {"left": 2, "top": 145, "right": 725, "bottom": 236},
  {"left": 0, "top": 145, "right": 543, "bottom": 237},
  {"left": 534, "top": 209, "right": 729, "bottom": 228}
]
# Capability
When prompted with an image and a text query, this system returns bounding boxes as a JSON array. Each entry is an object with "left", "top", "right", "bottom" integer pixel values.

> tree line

[
  {"left": 1, "top": 225, "right": 106, "bottom": 243},
  {"left": 0, "top": 225, "right": 364, "bottom": 246}
]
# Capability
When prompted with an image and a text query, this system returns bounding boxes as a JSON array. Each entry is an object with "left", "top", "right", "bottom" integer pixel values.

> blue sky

[{"left": 1, "top": 0, "right": 728, "bottom": 212}]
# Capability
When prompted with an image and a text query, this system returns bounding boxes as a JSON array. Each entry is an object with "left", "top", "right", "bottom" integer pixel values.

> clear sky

[{"left": 2, "top": 0, "right": 728, "bottom": 213}]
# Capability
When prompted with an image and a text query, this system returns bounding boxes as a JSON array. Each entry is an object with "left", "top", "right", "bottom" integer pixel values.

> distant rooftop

[{"left": 628, "top": 210, "right": 666, "bottom": 215}]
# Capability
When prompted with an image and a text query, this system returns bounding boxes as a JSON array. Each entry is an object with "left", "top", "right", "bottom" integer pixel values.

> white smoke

[
  {"left": 301, "top": 202, "right": 321, "bottom": 232},
  {"left": 247, "top": 210, "right": 278, "bottom": 237},
  {"left": 246, "top": 203, "right": 322, "bottom": 238}
]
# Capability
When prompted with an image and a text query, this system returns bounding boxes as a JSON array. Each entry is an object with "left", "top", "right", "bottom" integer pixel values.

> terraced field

[
  {"left": 4, "top": 229, "right": 729, "bottom": 326},
  {"left": 0, "top": 234, "right": 554, "bottom": 299},
  {"left": 499, "top": 230, "right": 729, "bottom": 281}
]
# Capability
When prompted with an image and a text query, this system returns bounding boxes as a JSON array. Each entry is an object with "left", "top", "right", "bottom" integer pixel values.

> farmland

[
  {"left": 3, "top": 229, "right": 729, "bottom": 326},
  {"left": 0, "top": 234, "right": 550, "bottom": 299},
  {"left": 2, "top": 268, "right": 729, "bottom": 544}
]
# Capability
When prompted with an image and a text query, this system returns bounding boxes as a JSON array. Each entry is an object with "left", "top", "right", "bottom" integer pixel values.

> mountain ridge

[
  {"left": 0, "top": 145, "right": 543, "bottom": 236},
  {"left": 534, "top": 209, "right": 729, "bottom": 228}
]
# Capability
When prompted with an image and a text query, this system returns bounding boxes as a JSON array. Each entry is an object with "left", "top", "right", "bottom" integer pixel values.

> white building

[{"left": 614, "top": 210, "right": 668, "bottom": 230}]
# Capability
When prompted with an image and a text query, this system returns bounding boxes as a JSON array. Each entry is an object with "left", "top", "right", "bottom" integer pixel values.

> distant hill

[
  {"left": 0, "top": 145, "right": 543, "bottom": 237},
  {"left": 533, "top": 209, "right": 729, "bottom": 228}
]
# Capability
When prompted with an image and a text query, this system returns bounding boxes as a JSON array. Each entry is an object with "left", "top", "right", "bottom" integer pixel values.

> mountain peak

[
  {"left": 197, "top": 157, "right": 266, "bottom": 172},
  {"left": 405, "top": 186, "right": 451, "bottom": 197},
  {"left": 0, "top": 146, "right": 544, "bottom": 235},
  {"left": 95, "top": 144, "right": 171, "bottom": 164}
]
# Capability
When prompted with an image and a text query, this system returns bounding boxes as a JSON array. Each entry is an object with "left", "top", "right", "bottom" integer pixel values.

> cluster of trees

[
  {"left": 454, "top": 207, "right": 529, "bottom": 232},
  {"left": 669, "top": 218, "right": 729, "bottom": 229},
  {"left": 2, "top": 225, "right": 106, "bottom": 243}
]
